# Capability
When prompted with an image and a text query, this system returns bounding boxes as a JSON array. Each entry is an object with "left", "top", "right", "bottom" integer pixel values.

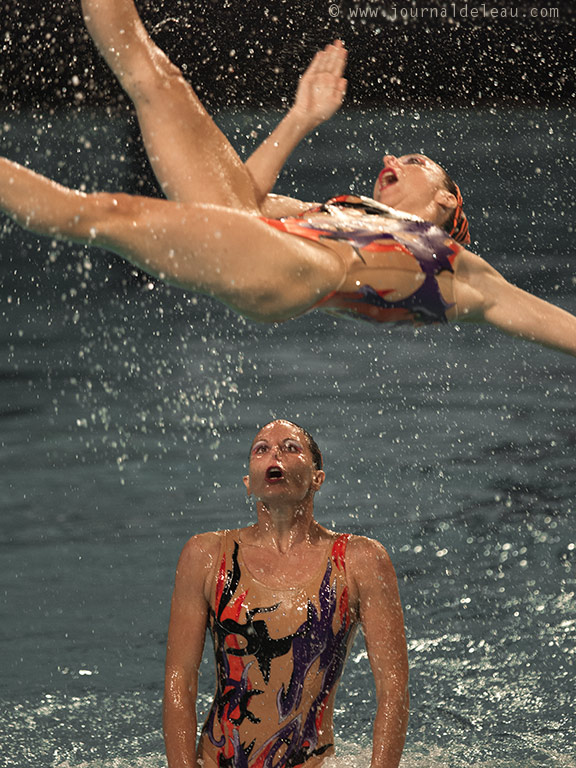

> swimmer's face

[
  {"left": 374, "top": 154, "right": 456, "bottom": 226},
  {"left": 244, "top": 420, "right": 325, "bottom": 504}
]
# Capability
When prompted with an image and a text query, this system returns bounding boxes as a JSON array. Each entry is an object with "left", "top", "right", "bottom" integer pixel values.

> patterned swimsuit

[
  {"left": 262, "top": 195, "right": 461, "bottom": 325},
  {"left": 198, "top": 531, "right": 357, "bottom": 768}
]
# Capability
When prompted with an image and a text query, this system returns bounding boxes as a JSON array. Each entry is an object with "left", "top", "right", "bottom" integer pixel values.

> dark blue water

[{"left": 1, "top": 108, "right": 575, "bottom": 768}]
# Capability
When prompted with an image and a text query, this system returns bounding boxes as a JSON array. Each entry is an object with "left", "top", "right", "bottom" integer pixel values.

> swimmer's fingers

[
  {"left": 301, "top": 41, "right": 347, "bottom": 81},
  {"left": 303, "top": 50, "right": 325, "bottom": 77},
  {"left": 292, "top": 42, "right": 348, "bottom": 126},
  {"left": 316, "top": 42, "right": 347, "bottom": 101},
  {"left": 320, "top": 40, "right": 348, "bottom": 77}
]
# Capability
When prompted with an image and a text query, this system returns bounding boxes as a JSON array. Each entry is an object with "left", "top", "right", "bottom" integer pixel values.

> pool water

[{"left": 1, "top": 107, "right": 575, "bottom": 767}]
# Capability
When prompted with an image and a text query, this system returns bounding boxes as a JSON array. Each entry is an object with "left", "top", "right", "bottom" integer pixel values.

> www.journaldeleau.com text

[{"left": 331, "top": 4, "right": 560, "bottom": 21}]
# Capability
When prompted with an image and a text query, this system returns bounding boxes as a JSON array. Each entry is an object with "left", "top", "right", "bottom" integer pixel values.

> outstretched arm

[
  {"left": 246, "top": 41, "right": 347, "bottom": 206},
  {"left": 454, "top": 251, "right": 576, "bottom": 357},
  {"left": 349, "top": 537, "right": 409, "bottom": 768}
]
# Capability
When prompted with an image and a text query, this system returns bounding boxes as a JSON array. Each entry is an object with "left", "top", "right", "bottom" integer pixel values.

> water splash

[{"left": 50, "top": 742, "right": 576, "bottom": 768}]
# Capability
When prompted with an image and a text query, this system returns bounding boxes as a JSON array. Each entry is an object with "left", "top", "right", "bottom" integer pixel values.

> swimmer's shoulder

[
  {"left": 344, "top": 534, "right": 398, "bottom": 596},
  {"left": 174, "top": 530, "right": 232, "bottom": 599},
  {"left": 179, "top": 527, "right": 249, "bottom": 564},
  {"left": 345, "top": 533, "right": 393, "bottom": 560}
]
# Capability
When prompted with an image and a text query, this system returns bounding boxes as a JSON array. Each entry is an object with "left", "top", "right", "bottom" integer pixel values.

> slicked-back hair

[{"left": 287, "top": 421, "right": 323, "bottom": 471}]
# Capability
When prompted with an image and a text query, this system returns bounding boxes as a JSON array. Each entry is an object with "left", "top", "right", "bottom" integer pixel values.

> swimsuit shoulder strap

[
  {"left": 211, "top": 529, "right": 245, "bottom": 613},
  {"left": 330, "top": 533, "right": 352, "bottom": 576},
  {"left": 222, "top": 527, "right": 243, "bottom": 561}
]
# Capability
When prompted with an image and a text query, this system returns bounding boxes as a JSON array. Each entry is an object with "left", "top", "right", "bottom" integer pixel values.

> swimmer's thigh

[
  {"left": 90, "top": 196, "right": 347, "bottom": 322},
  {"left": 83, "top": 0, "right": 258, "bottom": 209}
]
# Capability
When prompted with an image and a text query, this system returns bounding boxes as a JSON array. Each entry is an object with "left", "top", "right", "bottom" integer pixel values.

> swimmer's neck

[
  {"left": 249, "top": 499, "right": 322, "bottom": 553},
  {"left": 368, "top": 193, "right": 445, "bottom": 227}
]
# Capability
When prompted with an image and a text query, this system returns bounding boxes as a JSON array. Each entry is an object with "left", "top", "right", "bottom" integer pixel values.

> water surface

[{"left": 1, "top": 107, "right": 575, "bottom": 767}]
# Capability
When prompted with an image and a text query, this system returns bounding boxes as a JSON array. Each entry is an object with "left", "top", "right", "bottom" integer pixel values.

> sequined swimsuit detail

[{"left": 198, "top": 531, "right": 356, "bottom": 768}]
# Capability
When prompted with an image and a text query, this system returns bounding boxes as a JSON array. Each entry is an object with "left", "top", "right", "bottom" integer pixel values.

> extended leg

[
  {"left": 81, "top": 0, "right": 258, "bottom": 209},
  {"left": 0, "top": 157, "right": 346, "bottom": 322}
]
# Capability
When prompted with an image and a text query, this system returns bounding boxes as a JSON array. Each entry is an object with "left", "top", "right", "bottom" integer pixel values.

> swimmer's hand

[
  {"left": 245, "top": 41, "right": 347, "bottom": 201},
  {"left": 291, "top": 40, "right": 348, "bottom": 129}
]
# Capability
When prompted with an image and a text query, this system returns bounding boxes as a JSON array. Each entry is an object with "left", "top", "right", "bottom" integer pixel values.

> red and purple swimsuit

[{"left": 263, "top": 195, "right": 461, "bottom": 325}]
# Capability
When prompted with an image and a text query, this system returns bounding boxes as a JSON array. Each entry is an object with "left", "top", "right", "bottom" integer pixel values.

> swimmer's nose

[{"left": 382, "top": 155, "right": 398, "bottom": 168}]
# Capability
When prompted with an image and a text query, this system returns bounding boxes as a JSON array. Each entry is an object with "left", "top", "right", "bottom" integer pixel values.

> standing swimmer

[
  {"left": 163, "top": 419, "right": 409, "bottom": 768},
  {"left": 0, "top": 0, "right": 575, "bottom": 355}
]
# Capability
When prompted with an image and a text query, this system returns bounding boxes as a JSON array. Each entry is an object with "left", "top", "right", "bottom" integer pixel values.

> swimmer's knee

[
  {"left": 126, "top": 51, "right": 189, "bottom": 103},
  {"left": 70, "top": 192, "right": 141, "bottom": 244}
]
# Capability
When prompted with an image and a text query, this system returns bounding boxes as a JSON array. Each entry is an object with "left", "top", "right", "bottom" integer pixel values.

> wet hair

[
  {"left": 440, "top": 169, "right": 470, "bottom": 245},
  {"left": 252, "top": 420, "right": 323, "bottom": 470},
  {"left": 288, "top": 421, "right": 323, "bottom": 470}
]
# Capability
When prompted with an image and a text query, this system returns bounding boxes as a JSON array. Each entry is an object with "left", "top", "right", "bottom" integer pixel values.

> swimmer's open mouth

[
  {"left": 266, "top": 466, "right": 284, "bottom": 482},
  {"left": 379, "top": 168, "right": 398, "bottom": 188}
]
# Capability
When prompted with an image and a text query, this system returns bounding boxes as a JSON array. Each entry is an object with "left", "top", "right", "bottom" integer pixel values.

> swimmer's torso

[
  {"left": 198, "top": 530, "right": 358, "bottom": 768},
  {"left": 264, "top": 195, "right": 462, "bottom": 324}
]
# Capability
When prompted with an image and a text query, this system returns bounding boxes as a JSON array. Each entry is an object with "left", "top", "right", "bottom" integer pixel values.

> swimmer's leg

[
  {"left": 81, "top": 0, "right": 258, "bottom": 209},
  {"left": 0, "top": 158, "right": 345, "bottom": 321}
]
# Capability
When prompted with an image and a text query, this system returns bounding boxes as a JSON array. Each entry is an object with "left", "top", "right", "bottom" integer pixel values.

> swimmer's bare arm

[
  {"left": 246, "top": 41, "right": 347, "bottom": 208},
  {"left": 348, "top": 537, "right": 409, "bottom": 768},
  {"left": 163, "top": 532, "right": 220, "bottom": 768},
  {"left": 454, "top": 250, "right": 576, "bottom": 357}
]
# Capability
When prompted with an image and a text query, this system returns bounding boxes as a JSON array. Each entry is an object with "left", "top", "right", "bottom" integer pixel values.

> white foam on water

[
  {"left": 8, "top": 692, "right": 576, "bottom": 768},
  {"left": 326, "top": 743, "right": 576, "bottom": 768},
  {"left": 52, "top": 745, "right": 576, "bottom": 768},
  {"left": 54, "top": 757, "right": 166, "bottom": 768},
  {"left": 325, "top": 744, "right": 463, "bottom": 768}
]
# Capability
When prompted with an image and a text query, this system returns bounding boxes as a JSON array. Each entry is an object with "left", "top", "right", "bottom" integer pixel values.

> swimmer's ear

[
  {"left": 311, "top": 470, "right": 326, "bottom": 492},
  {"left": 435, "top": 188, "right": 457, "bottom": 211},
  {"left": 243, "top": 474, "right": 252, "bottom": 496}
]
